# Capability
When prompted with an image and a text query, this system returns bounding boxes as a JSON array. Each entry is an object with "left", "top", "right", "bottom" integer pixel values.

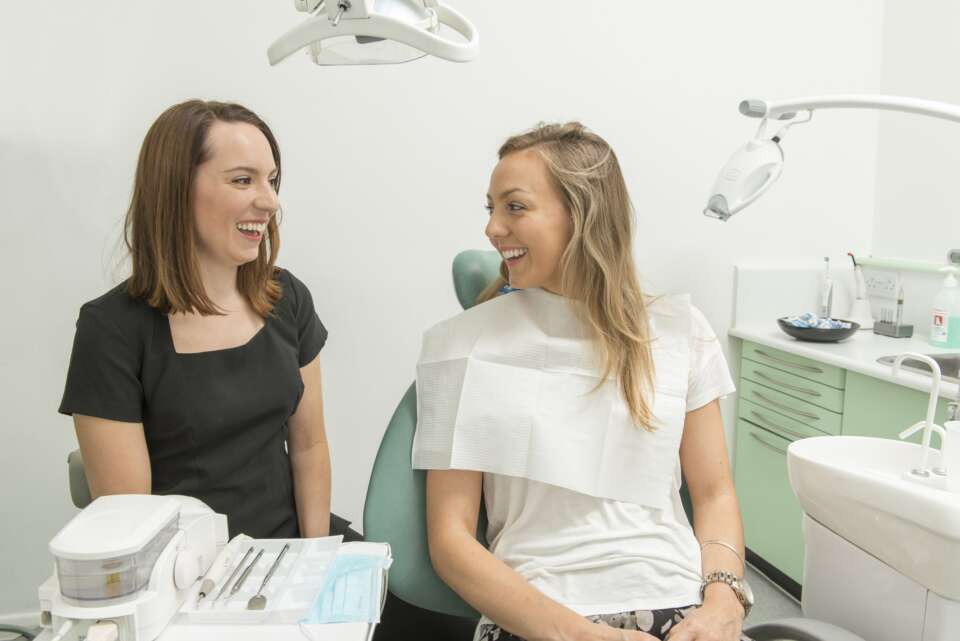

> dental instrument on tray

[
  {"left": 704, "top": 95, "right": 960, "bottom": 221},
  {"left": 230, "top": 548, "right": 265, "bottom": 597},
  {"left": 248, "top": 543, "right": 290, "bottom": 610},
  {"left": 197, "top": 535, "right": 251, "bottom": 606},
  {"left": 214, "top": 545, "right": 254, "bottom": 602}
]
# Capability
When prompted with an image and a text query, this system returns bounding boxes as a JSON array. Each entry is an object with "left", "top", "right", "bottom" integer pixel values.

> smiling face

[
  {"left": 191, "top": 121, "right": 279, "bottom": 270},
  {"left": 485, "top": 149, "right": 573, "bottom": 293}
]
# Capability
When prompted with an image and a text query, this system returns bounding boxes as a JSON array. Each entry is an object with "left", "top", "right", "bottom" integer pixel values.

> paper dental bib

[{"left": 412, "top": 288, "right": 692, "bottom": 509}]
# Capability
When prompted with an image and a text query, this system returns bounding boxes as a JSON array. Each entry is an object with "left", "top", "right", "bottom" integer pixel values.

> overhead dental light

[
  {"left": 704, "top": 95, "right": 960, "bottom": 221},
  {"left": 268, "top": 0, "right": 479, "bottom": 66}
]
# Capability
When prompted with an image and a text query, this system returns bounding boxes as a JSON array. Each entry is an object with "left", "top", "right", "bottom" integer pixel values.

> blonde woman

[{"left": 413, "top": 123, "right": 753, "bottom": 641}]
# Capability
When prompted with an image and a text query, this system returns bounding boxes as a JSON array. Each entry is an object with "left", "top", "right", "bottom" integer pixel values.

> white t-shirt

[{"left": 479, "top": 305, "right": 736, "bottom": 621}]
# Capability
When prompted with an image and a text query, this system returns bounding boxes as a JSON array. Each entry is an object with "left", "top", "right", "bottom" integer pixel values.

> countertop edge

[{"left": 728, "top": 326, "right": 960, "bottom": 402}]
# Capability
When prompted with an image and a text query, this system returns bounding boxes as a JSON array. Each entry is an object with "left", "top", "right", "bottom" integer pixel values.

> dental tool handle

[
  {"left": 255, "top": 543, "right": 290, "bottom": 595},
  {"left": 230, "top": 549, "right": 264, "bottom": 596},
  {"left": 197, "top": 540, "right": 241, "bottom": 602},
  {"left": 215, "top": 546, "right": 253, "bottom": 601}
]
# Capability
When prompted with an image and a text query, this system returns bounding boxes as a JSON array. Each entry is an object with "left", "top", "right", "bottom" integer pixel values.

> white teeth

[
  {"left": 237, "top": 222, "right": 266, "bottom": 234},
  {"left": 502, "top": 248, "right": 528, "bottom": 259}
]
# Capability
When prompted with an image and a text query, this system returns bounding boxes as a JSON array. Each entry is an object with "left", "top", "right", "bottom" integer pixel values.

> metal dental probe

[
  {"left": 230, "top": 548, "right": 265, "bottom": 596},
  {"left": 214, "top": 546, "right": 254, "bottom": 602}
]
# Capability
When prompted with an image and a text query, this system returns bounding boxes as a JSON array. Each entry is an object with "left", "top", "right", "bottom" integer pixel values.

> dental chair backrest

[
  {"left": 362, "top": 250, "right": 501, "bottom": 620},
  {"left": 68, "top": 449, "right": 92, "bottom": 509}
]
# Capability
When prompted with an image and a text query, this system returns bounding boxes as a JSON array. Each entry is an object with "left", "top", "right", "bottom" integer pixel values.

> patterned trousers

[{"left": 476, "top": 604, "right": 755, "bottom": 641}]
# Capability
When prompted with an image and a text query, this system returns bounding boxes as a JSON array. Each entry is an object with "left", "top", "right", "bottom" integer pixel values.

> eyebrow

[
  {"left": 222, "top": 166, "right": 278, "bottom": 175},
  {"left": 487, "top": 187, "right": 532, "bottom": 200}
]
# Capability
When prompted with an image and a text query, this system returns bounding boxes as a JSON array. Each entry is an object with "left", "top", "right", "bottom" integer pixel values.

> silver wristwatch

[{"left": 700, "top": 570, "right": 754, "bottom": 619}]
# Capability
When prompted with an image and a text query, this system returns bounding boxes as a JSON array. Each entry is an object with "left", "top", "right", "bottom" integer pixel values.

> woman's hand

[
  {"left": 663, "top": 586, "right": 743, "bottom": 641},
  {"left": 586, "top": 623, "right": 658, "bottom": 641}
]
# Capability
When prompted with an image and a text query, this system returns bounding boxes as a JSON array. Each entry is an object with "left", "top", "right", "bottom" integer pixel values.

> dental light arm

[
  {"left": 268, "top": 0, "right": 478, "bottom": 66},
  {"left": 705, "top": 94, "right": 960, "bottom": 221},
  {"left": 739, "top": 94, "right": 960, "bottom": 123}
]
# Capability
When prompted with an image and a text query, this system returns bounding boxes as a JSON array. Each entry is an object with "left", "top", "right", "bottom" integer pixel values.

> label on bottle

[{"left": 932, "top": 309, "right": 948, "bottom": 342}]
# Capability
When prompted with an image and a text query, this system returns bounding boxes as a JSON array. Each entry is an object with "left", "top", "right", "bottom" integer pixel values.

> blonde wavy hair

[{"left": 478, "top": 122, "right": 657, "bottom": 430}]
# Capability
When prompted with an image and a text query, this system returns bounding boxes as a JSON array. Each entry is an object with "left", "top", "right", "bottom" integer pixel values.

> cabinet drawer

[
  {"left": 742, "top": 341, "right": 846, "bottom": 389},
  {"left": 741, "top": 359, "right": 844, "bottom": 413},
  {"left": 739, "top": 379, "right": 842, "bottom": 435},
  {"left": 733, "top": 418, "right": 805, "bottom": 584},
  {"left": 737, "top": 398, "right": 830, "bottom": 440},
  {"left": 841, "top": 370, "right": 953, "bottom": 441}
]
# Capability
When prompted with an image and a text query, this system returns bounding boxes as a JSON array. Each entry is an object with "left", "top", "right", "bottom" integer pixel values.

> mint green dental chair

[
  {"left": 361, "top": 249, "right": 866, "bottom": 641},
  {"left": 362, "top": 249, "right": 501, "bottom": 619}
]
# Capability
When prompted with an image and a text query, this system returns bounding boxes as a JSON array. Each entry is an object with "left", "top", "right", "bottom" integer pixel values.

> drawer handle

[
  {"left": 753, "top": 349, "right": 824, "bottom": 374},
  {"left": 750, "top": 390, "right": 821, "bottom": 421},
  {"left": 749, "top": 410, "right": 809, "bottom": 441},
  {"left": 750, "top": 431, "right": 789, "bottom": 455},
  {"left": 752, "top": 370, "right": 822, "bottom": 397}
]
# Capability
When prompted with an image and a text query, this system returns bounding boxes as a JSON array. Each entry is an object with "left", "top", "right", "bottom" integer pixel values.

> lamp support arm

[{"left": 739, "top": 94, "right": 960, "bottom": 124}]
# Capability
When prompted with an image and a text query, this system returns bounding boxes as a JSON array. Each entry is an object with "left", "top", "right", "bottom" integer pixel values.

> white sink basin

[{"left": 787, "top": 436, "right": 960, "bottom": 599}]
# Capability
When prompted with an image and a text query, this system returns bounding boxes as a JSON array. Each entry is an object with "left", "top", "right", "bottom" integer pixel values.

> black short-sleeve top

[{"left": 59, "top": 269, "right": 327, "bottom": 539}]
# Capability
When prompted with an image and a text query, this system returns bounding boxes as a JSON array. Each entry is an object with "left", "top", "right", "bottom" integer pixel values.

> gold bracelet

[{"left": 699, "top": 540, "right": 745, "bottom": 569}]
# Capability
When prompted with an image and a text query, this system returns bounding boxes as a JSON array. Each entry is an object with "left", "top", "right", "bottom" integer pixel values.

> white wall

[
  {"left": 868, "top": 0, "right": 960, "bottom": 334},
  {"left": 0, "top": 0, "right": 885, "bottom": 618},
  {"left": 874, "top": 0, "right": 960, "bottom": 262}
]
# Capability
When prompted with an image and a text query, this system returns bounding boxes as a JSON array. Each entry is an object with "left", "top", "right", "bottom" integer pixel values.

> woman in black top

[
  {"left": 59, "top": 100, "right": 340, "bottom": 539},
  {"left": 59, "top": 98, "right": 481, "bottom": 640}
]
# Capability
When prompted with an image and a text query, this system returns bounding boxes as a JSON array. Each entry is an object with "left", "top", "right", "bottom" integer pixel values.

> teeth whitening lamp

[
  {"left": 704, "top": 95, "right": 960, "bottom": 221},
  {"left": 268, "top": 0, "right": 478, "bottom": 66}
]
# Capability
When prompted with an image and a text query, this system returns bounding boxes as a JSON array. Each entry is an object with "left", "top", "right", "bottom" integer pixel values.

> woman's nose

[
  {"left": 485, "top": 209, "right": 508, "bottom": 240},
  {"left": 254, "top": 182, "right": 280, "bottom": 213}
]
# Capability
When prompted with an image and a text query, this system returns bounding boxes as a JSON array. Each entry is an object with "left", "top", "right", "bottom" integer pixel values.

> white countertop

[{"left": 728, "top": 324, "right": 960, "bottom": 401}]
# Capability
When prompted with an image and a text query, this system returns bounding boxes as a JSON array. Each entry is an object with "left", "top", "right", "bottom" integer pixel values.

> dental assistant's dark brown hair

[{"left": 124, "top": 99, "right": 282, "bottom": 316}]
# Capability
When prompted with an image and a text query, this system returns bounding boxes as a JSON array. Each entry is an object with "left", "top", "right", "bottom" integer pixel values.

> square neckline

[{"left": 162, "top": 312, "right": 268, "bottom": 356}]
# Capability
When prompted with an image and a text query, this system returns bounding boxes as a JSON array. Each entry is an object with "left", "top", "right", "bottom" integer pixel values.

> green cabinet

[
  {"left": 733, "top": 344, "right": 841, "bottom": 585},
  {"left": 841, "top": 370, "right": 951, "bottom": 442},
  {"left": 733, "top": 418, "right": 805, "bottom": 583},
  {"left": 733, "top": 340, "right": 952, "bottom": 588}
]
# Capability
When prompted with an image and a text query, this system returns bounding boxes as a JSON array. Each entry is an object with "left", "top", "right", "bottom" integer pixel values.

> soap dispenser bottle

[{"left": 930, "top": 267, "right": 960, "bottom": 348}]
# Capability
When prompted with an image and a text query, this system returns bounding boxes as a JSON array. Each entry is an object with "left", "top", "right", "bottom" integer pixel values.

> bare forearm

[
  {"left": 431, "top": 532, "right": 616, "bottom": 641},
  {"left": 692, "top": 491, "right": 745, "bottom": 575},
  {"left": 692, "top": 491, "right": 746, "bottom": 612},
  {"left": 290, "top": 441, "right": 331, "bottom": 537}
]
